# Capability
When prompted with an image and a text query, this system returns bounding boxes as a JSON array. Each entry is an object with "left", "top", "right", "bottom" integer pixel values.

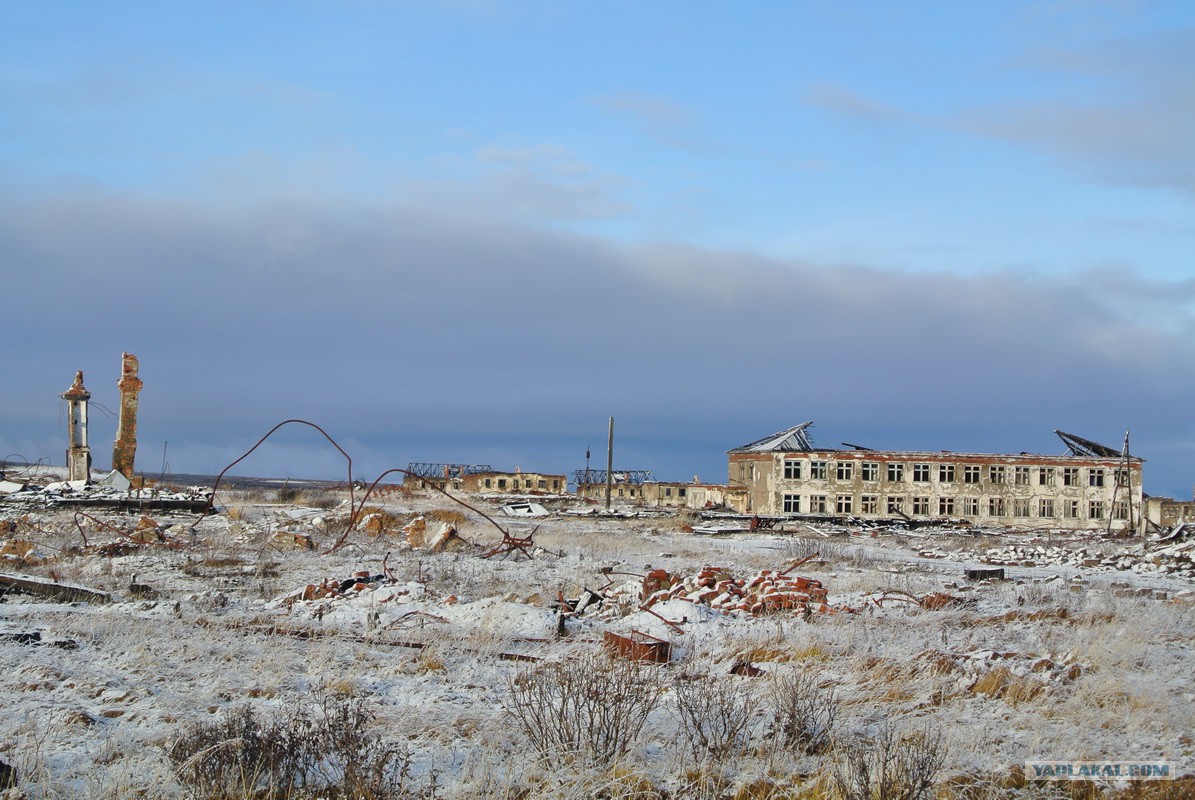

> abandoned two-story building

[
  {"left": 728, "top": 423, "right": 1143, "bottom": 532},
  {"left": 403, "top": 463, "right": 566, "bottom": 495}
]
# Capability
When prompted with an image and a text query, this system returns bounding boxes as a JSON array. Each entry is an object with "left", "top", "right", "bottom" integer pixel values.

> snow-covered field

[{"left": 1, "top": 484, "right": 1192, "bottom": 798}]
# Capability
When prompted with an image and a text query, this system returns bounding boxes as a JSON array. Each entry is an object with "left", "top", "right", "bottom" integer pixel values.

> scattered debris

[
  {"left": 0, "top": 630, "right": 78, "bottom": 649},
  {"left": 984, "top": 537, "right": 1195, "bottom": 578},
  {"left": 872, "top": 589, "right": 973, "bottom": 610},
  {"left": 502, "top": 502, "right": 549, "bottom": 517},
  {"left": 603, "top": 630, "right": 672, "bottom": 663}
]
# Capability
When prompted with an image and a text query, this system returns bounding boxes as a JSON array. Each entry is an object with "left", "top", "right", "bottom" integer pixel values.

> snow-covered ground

[{"left": 1, "top": 486, "right": 1192, "bottom": 798}]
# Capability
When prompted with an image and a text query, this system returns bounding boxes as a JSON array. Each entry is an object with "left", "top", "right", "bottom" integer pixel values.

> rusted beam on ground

[{"left": 0, "top": 573, "right": 113, "bottom": 604}]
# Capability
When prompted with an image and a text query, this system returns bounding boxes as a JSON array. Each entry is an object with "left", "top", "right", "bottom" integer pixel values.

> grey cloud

[{"left": 2, "top": 188, "right": 1194, "bottom": 496}]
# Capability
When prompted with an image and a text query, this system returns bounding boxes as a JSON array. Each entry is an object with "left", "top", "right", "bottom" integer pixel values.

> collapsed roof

[{"left": 728, "top": 422, "right": 814, "bottom": 453}]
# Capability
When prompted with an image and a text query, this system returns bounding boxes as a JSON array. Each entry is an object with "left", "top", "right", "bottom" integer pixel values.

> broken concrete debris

[{"left": 983, "top": 534, "right": 1195, "bottom": 577}]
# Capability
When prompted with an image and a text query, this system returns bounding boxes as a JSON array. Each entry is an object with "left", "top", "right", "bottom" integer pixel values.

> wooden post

[{"left": 605, "top": 416, "right": 614, "bottom": 511}]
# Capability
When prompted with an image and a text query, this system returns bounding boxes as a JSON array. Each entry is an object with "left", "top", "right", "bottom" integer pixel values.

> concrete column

[{"left": 60, "top": 371, "right": 92, "bottom": 483}]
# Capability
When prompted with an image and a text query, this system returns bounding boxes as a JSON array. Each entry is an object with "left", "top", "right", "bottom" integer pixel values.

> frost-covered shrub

[{"left": 505, "top": 655, "right": 664, "bottom": 766}]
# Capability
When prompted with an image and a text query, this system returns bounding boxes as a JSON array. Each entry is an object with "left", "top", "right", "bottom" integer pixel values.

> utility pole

[{"left": 605, "top": 416, "right": 614, "bottom": 511}]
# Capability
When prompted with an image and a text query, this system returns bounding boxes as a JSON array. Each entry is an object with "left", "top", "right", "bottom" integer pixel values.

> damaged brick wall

[{"left": 112, "top": 352, "right": 142, "bottom": 479}]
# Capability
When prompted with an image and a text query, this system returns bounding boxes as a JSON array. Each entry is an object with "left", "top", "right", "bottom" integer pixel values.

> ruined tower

[
  {"left": 60, "top": 371, "right": 92, "bottom": 482},
  {"left": 112, "top": 352, "right": 143, "bottom": 479}
]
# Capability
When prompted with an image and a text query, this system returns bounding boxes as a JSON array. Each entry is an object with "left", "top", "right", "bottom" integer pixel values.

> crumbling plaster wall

[{"left": 731, "top": 450, "right": 1142, "bottom": 532}]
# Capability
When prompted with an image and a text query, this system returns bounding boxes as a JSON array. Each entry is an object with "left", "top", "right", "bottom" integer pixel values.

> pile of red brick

[{"left": 638, "top": 565, "right": 829, "bottom": 615}]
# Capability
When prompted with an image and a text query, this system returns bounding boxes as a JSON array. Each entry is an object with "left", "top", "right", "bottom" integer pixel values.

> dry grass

[{"left": 967, "top": 666, "right": 1047, "bottom": 705}]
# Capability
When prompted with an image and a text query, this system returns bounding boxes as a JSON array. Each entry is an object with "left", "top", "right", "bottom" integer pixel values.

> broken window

[
  {"left": 1064, "top": 500, "right": 1080, "bottom": 518},
  {"left": 1113, "top": 501, "right": 1129, "bottom": 520},
  {"left": 1012, "top": 499, "right": 1031, "bottom": 517},
  {"left": 1014, "top": 466, "right": 1031, "bottom": 486},
  {"left": 1088, "top": 468, "right": 1105, "bottom": 488},
  {"left": 887, "top": 496, "right": 905, "bottom": 514},
  {"left": 988, "top": 497, "right": 1006, "bottom": 516},
  {"left": 912, "top": 496, "right": 930, "bottom": 515},
  {"left": 938, "top": 497, "right": 955, "bottom": 515},
  {"left": 664, "top": 487, "right": 672, "bottom": 497},
  {"left": 678, "top": 488, "right": 686, "bottom": 498},
  {"left": 783, "top": 459, "right": 802, "bottom": 480},
  {"left": 939, "top": 464, "right": 955, "bottom": 483},
  {"left": 913, "top": 464, "right": 931, "bottom": 482},
  {"left": 1062, "top": 467, "right": 1080, "bottom": 486},
  {"left": 1038, "top": 467, "right": 1055, "bottom": 486},
  {"left": 498, "top": 479, "right": 507, "bottom": 489},
  {"left": 525, "top": 479, "right": 533, "bottom": 488},
  {"left": 809, "top": 495, "right": 828, "bottom": 513},
  {"left": 836, "top": 494, "right": 853, "bottom": 514},
  {"left": 963, "top": 465, "right": 981, "bottom": 484},
  {"left": 1088, "top": 500, "right": 1105, "bottom": 519},
  {"left": 485, "top": 478, "right": 492, "bottom": 488},
  {"left": 887, "top": 463, "right": 905, "bottom": 482},
  {"left": 538, "top": 479, "right": 546, "bottom": 489},
  {"left": 810, "top": 461, "right": 827, "bottom": 480},
  {"left": 861, "top": 494, "right": 879, "bottom": 514},
  {"left": 989, "top": 466, "right": 1006, "bottom": 484},
  {"left": 961, "top": 497, "right": 979, "bottom": 516},
  {"left": 862, "top": 462, "right": 880, "bottom": 481},
  {"left": 1115, "top": 468, "right": 1130, "bottom": 487},
  {"left": 1039, "top": 499, "right": 1055, "bottom": 518},
  {"left": 783, "top": 494, "right": 801, "bottom": 514},
  {"left": 836, "top": 462, "right": 854, "bottom": 481}
]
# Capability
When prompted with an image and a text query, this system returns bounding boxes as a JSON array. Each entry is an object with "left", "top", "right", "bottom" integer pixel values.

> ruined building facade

[{"left": 728, "top": 423, "right": 1143, "bottom": 532}]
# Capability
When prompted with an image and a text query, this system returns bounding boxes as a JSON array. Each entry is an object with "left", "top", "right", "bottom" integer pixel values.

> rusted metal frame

[
  {"left": 481, "top": 523, "right": 540, "bottom": 560},
  {"left": 777, "top": 552, "right": 819, "bottom": 577},
  {"left": 195, "top": 419, "right": 357, "bottom": 533},
  {"left": 597, "top": 569, "right": 646, "bottom": 592},
  {"left": 195, "top": 419, "right": 531, "bottom": 557},
  {"left": 330, "top": 466, "right": 515, "bottom": 555},
  {"left": 72, "top": 510, "right": 128, "bottom": 546}
]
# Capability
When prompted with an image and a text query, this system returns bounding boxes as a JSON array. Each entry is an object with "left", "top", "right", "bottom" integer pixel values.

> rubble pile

[
  {"left": 916, "top": 647, "right": 1084, "bottom": 702},
  {"left": 0, "top": 478, "right": 211, "bottom": 512},
  {"left": 276, "top": 571, "right": 440, "bottom": 610},
  {"left": 983, "top": 534, "right": 1195, "bottom": 578},
  {"left": 613, "top": 565, "right": 831, "bottom": 616}
]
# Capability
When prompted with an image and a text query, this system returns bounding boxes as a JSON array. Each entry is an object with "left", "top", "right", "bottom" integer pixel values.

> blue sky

[{"left": 2, "top": 1, "right": 1194, "bottom": 497}]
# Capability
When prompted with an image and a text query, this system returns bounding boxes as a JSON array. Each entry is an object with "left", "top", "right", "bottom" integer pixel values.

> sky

[{"left": 2, "top": 1, "right": 1194, "bottom": 498}]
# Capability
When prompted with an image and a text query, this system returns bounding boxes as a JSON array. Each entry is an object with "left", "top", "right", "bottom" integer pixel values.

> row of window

[
  {"left": 483, "top": 477, "right": 562, "bottom": 490},
  {"left": 780, "top": 459, "right": 1130, "bottom": 488},
  {"left": 782, "top": 493, "right": 1131, "bottom": 520}
]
